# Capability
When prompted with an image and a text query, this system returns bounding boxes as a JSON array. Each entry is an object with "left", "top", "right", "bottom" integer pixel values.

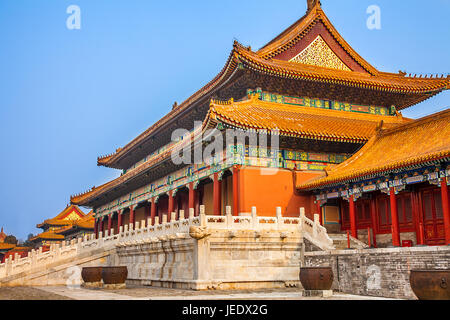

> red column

[
  {"left": 189, "top": 182, "right": 195, "bottom": 213},
  {"left": 213, "top": 172, "right": 222, "bottom": 215},
  {"left": 316, "top": 201, "right": 323, "bottom": 225},
  {"left": 107, "top": 214, "right": 112, "bottom": 234},
  {"left": 349, "top": 195, "right": 357, "bottom": 239},
  {"left": 389, "top": 187, "right": 401, "bottom": 247},
  {"left": 129, "top": 206, "right": 135, "bottom": 230},
  {"left": 370, "top": 198, "right": 378, "bottom": 247},
  {"left": 168, "top": 191, "right": 174, "bottom": 222},
  {"left": 440, "top": 177, "right": 450, "bottom": 245},
  {"left": 99, "top": 219, "right": 104, "bottom": 236},
  {"left": 145, "top": 202, "right": 150, "bottom": 221},
  {"left": 412, "top": 192, "right": 424, "bottom": 245},
  {"left": 151, "top": 198, "right": 156, "bottom": 226},
  {"left": 233, "top": 166, "right": 239, "bottom": 216},
  {"left": 94, "top": 219, "right": 98, "bottom": 239},
  {"left": 117, "top": 212, "right": 122, "bottom": 234}
]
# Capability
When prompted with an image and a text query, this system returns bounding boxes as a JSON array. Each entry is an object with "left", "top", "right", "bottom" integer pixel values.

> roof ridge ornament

[
  {"left": 307, "top": 0, "right": 321, "bottom": 12},
  {"left": 375, "top": 120, "right": 384, "bottom": 137}
]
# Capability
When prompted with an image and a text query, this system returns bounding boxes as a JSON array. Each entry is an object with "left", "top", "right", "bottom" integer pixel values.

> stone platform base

[
  {"left": 118, "top": 229, "right": 304, "bottom": 291},
  {"left": 82, "top": 281, "right": 103, "bottom": 289},
  {"left": 131, "top": 279, "right": 301, "bottom": 291},
  {"left": 103, "top": 283, "right": 126, "bottom": 290},
  {"left": 305, "top": 246, "right": 450, "bottom": 299},
  {"left": 301, "top": 290, "right": 333, "bottom": 298}
]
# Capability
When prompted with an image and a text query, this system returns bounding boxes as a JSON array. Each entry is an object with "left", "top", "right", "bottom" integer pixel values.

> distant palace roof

[
  {"left": 297, "top": 108, "right": 450, "bottom": 190},
  {"left": 30, "top": 231, "right": 65, "bottom": 242},
  {"left": 0, "top": 243, "right": 16, "bottom": 251},
  {"left": 96, "top": 1, "right": 449, "bottom": 170},
  {"left": 36, "top": 205, "right": 85, "bottom": 229},
  {"left": 55, "top": 211, "right": 95, "bottom": 235},
  {"left": 31, "top": 205, "right": 88, "bottom": 243}
]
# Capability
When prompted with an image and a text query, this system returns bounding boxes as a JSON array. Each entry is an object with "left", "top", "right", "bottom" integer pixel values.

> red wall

[{"left": 239, "top": 167, "right": 318, "bottom": 217}]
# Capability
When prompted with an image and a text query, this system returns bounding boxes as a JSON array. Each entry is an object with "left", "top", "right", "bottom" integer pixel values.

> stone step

[
  {"left": 329, "top": 234, "right": 369, "bottom": 250},
  {"left": 0, "top": 248, "right": 113, "bottom": 287}
]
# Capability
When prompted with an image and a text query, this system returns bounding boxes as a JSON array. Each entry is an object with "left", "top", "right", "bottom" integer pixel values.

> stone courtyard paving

[
  {"left": 0, "top": 287, "right": 73, "bottom": 300},
  {"left": 29, "top": 285, "right": 399, "bottom": 300}
]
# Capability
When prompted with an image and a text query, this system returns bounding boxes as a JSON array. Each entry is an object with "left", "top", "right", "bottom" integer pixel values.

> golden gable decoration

[
  {"left": 64, "top": 211, "right": 82, "bottom": 222},
  {"left": 289, "top": 35, "right": 351, "bottom": 71}
]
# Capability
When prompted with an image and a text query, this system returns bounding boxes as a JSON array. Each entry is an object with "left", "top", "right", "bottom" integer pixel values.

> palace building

[
  {"left": 54, "top": 211, "right": 95, "bottom": 241},
  {"left": 0, "top": 243, "right": 16, "bottom": 263},
  {"left": 71, "top": 0, "right": 449, "bottom": 248},
  {"left": 30, "top": 205, "right": 93, "bottom": 248}
]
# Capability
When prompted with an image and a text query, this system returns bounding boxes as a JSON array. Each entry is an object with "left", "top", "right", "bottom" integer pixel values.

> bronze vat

[
  {"left": 410, "top": 270, "right": 450, "bottom": 300},
  {"left": 81, "top": 267, "right": 103, "bottom": 283},
  {"left": 300, "top": 266, "right": 334, "bottom": 290},
  {"left": 101, "top": 266, "right": 128, "bottom": 284}
]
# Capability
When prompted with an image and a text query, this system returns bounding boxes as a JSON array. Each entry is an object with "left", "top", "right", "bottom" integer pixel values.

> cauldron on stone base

[
  {"left": 81, "top": 267, "right": 103, "bottom": 288},
  {"left": 101, "top": 266, "right": 128, "bottom": 289},
  {"left": 299, "top": 267, "right": 334, "bottom": 291},
  {"left": 410, "top": 270, "right": 450, "bottom": 300}
]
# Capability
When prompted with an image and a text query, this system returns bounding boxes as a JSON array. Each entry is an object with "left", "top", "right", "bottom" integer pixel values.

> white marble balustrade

[{"left": 0, "top": 205, "right": 333, "bottom": 280}]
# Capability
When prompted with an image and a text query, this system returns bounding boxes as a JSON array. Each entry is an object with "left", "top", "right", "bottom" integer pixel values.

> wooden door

[{"left": 420, "top": 187, "right": 445, "bottom": 245}]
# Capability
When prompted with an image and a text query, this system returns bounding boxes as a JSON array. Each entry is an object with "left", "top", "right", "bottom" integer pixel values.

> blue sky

[{"left": 0, "top": 0, "right": 449, "bottom": 240}]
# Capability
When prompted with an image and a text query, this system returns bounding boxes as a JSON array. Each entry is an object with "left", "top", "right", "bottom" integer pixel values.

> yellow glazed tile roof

[
  {"left": 97, "top": 2, "right": 449, "bottom": 169},
  {"left": 0, "top": 243, "right": 16, "bottom": 250},
  {"left": 56, "top": 211, "right": 95, "bottom": 234},
  {"left": 297, "top": 108, "right": 450, "bottom": 190},
  {"left": 71, "top": 129, "right": 202, "bottom": 205},
  {"left": 30, "top": 231, "right": 65, "bottom": 241},
  {"left": 72, "top": 96, "right": 410, "bottom": 207},
  {"left": 36, "top": 205, "right": 85, "bottom": 229},
  {"left": 209, "top": 95, "right": 410, "bottom": 143}
]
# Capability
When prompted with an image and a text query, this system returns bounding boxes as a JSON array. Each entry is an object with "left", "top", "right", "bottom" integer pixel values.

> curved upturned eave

[
  {"left": 237, "top": 46, "right": 449, "bottom": 96},
  {"left": 297, "top": 109, "right": 450, "bottom": 190},
  {"left": 71, "top": 117, "right": 213, "bottom": 207},
  {"left": 98, "top": 41, "right": 449, "bottom": 169},
  {"left": 97, "top": 44, "right": 243, "bottom": 170}
]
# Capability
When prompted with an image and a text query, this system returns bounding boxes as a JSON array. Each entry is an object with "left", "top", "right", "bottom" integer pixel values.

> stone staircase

[
  {"left": 0, "top": 206, "right": 336, "bottom": 287},
  {"left": 329, "top": 233, "right": 369, "bottom": 250},
  {"left": 0, "top": 249, "right": 112, "bottom": 287}
]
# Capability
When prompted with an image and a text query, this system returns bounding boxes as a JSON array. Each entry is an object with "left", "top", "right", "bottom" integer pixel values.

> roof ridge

[
  {"left": 380, "top": 108, "right": 450, "bottom": 136},
  {"left": 235, "top": 46, "right": 449, "bottom": 95},
  {"left": 256, "top": 2, "right": 378, "bottom": 75}
]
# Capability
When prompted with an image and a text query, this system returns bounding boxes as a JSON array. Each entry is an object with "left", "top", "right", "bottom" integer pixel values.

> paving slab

[{"left": 37, "top": 286, "right": 401, "bottom": 300}]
